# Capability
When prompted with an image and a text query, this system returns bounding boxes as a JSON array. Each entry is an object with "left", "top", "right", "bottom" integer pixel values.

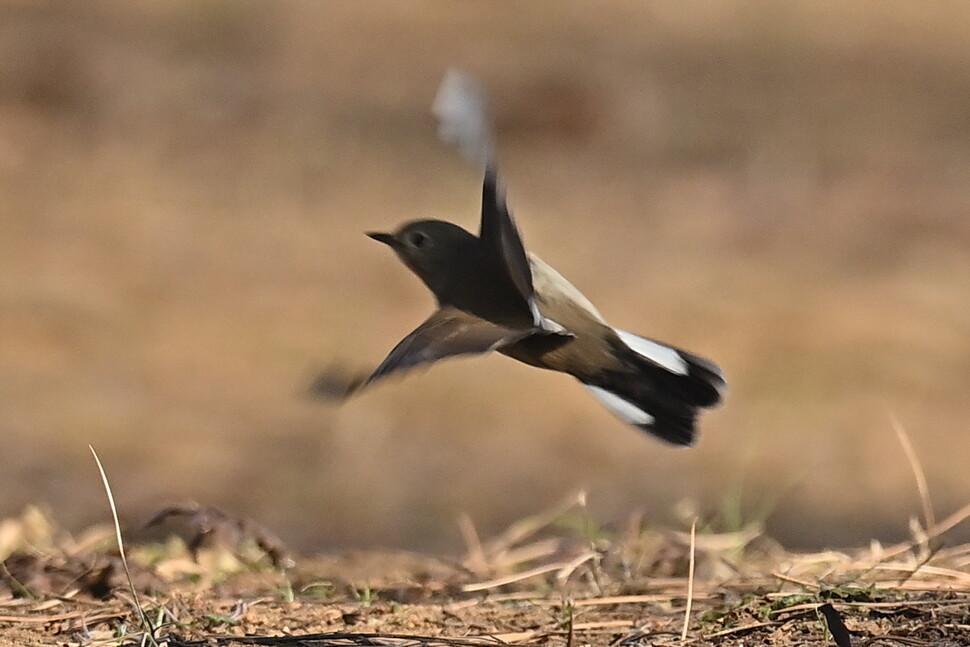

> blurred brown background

[{"left": 2, "top": 1, "right": 969, "bottom": 553}]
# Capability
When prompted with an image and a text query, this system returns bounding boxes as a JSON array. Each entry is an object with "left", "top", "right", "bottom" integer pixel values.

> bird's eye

[{"left": 408, "top": 231, "right": 428, "bottom": 248}]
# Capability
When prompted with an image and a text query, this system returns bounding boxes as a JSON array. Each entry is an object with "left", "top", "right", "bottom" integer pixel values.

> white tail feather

[
  {"left": 615, "top": 329, "right": 689, "bottom": 376},
  {"left": 584, "top": 384, "right": 655, "bottom": 427}
]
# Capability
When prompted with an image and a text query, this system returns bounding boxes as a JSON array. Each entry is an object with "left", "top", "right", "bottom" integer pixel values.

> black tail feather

[{"left": 581, "top": 337, "right": 725, "bottom": 447}]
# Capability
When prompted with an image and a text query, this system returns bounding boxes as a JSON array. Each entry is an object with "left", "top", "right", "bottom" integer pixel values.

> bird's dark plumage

[
  {"left": 479, "top": 165, "right": 535, "bottom": 312},
  {"left": 359, "top": 165, "right": 725, "bottom": 446}
]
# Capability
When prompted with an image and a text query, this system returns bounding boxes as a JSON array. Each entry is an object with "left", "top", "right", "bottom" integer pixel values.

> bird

[{"left": 356, "top": 164, "right": 725, "bottom": 446}]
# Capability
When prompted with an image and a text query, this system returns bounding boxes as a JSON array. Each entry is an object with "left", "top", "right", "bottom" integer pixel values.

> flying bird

[{"left": 359, "top": 166, "right": 725, "bottom": 446}]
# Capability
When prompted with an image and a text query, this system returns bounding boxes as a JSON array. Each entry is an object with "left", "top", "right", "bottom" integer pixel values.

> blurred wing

[
  {"left": 431, "top": 68, "right": 495, "bottom": 167},
  {"left": 479, "top": 164, "right": 535, "bottom": 309},
  {"left": 363, "top": 307, "right": 533, "bottom": 387},
  {"left": 480, "top": 166, "right": 571, "bottom": 335}
]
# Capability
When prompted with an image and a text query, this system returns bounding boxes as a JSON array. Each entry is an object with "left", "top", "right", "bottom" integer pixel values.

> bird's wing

[
  {"left": 479, "top": 165, "right": 536, "bottom": 314},
  {"left": 479, "top": 165, "right": 570, "bottom": 335},
  {"left": 363, "top": 306, "right": 534, "bottom": 387}
]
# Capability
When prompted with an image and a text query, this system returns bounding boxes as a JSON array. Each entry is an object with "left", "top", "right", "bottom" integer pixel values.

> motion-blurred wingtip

[
  {"left": 306, "top": 366, "right": 369, "bottom": 401},
  {"left": 432, "top": 68, "right": 496, "bottom": 168}
]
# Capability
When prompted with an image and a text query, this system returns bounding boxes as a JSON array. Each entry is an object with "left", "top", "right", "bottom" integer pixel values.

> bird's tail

[{"left": 580, "top": 329, "right": 725, "bottom": 446}]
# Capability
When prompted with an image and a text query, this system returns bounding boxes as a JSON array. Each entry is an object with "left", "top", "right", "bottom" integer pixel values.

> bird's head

[{"left": 367, "top": 220, "right": 478, "bottom": 299}]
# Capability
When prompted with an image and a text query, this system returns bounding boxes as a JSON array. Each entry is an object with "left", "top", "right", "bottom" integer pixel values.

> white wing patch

[
  {"left": 584, "top": 385, "right": 655, "bottom": 427},
  {"left": 615, "top": 329, "right": 689, "bottom": 376},
  {"left": 528, "top": 298, "right": 569, "bottom": 335},
  {"left": 527, "top": 254, "right": 605, "bottom": 322}
]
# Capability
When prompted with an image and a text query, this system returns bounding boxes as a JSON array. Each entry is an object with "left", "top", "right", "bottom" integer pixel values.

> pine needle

[
  {"left": 89, "top": 445, "right": 157, "bottom": 645},
  {"left": 681, "top": 517, "right": 698, "bottom": 642},
  {"left": 890, "top": 415, "right": 935, "bottom": 542}
]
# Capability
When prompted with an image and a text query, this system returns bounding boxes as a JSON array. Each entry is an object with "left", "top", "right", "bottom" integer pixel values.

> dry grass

[{"left": 1, "top": 498, "right": 969, "bottom": 646}]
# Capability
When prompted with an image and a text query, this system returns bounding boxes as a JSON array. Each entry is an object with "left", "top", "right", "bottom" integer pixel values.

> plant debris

[{"left": 1, "top": 498, "right": 969, "bottom": 646}]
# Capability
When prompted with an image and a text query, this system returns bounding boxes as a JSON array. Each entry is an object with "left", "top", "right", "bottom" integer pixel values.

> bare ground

[{"left": 2, "top": 499, "right": 969, "bottom": 646}]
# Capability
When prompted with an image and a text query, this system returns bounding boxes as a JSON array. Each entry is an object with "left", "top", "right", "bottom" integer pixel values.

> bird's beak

[{"left": 366, "top": 232, "right": 396, "bottom": 247}]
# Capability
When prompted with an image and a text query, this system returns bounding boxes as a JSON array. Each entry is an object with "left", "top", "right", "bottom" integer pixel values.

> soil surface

[{"left": 2, "top": 504, "right": 968, "bottom": 646}]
